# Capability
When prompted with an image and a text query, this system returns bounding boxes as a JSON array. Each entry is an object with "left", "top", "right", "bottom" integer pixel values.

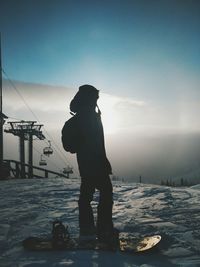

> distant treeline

[
  {"left": 161, "top": 178, "right": 198, "bottom": 187},
  {"left": 112, "top": 175, "right": 125, "bottom": 183},
  {"left": 111, "top": 175, "right": 199, "bottom": 187}
]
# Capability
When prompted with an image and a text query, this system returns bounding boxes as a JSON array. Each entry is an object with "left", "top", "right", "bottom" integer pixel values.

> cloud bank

[{"left": 3, "top": 80, "right": 200, "bottom": 183}]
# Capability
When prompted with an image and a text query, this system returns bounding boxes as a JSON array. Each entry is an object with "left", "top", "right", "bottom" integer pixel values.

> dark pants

[{"left": 78, "top": 175, "right": 113, "bottom": 235}]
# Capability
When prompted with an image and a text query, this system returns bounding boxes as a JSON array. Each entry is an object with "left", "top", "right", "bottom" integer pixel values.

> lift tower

[{"left": 5, "top": 121, "right": 45, "bottom": 178}]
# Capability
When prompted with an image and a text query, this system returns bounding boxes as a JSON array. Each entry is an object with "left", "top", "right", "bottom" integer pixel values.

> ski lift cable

[
  {"left": 6, "top": 118, "right": 70, "bottom": 171},
  {"left": 5, "top": 115, "right": 25, "bottom": 121},
  {"left": 3, "top": 70, "right": 76, "bottom": 175},
  {"left": 39, "top": 154, "right": 47, "bottom": 166},
  {"left": 41, "top": 129, "right": 69, "bottom": 162},
  {"left": 2, "top": 69, "right": 71, "bottom": 165},
  {"left": 5, "top": 118, "right": 58, "bottom": 167},
  {"left": 2, "top": 70, "right": 49, "bottom": 146},
  {"left": 33, "top": 146, "right": 63, "bottom": 172},
  {"left": 2, "top": 69, "right": 42, "bottom": 125},
  {"left": 35, "top": 146, "right": 76, "bottom": 177},
  {"left": 34, "top": 144, "right": 78, "bottom": 177},
  {"left": 6, "top": 117, "right": 56, "bottom": 150},
  {"left": 4, "top": 111, "right": 75, "bottom": 174}
]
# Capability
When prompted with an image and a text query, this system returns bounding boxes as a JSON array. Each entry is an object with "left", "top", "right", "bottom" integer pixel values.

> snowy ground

[{"left": 0, "top": 178, "right": 200, "bottom": 267}]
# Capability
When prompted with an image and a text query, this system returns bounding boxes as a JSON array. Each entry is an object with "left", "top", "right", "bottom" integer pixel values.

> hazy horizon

[{"left": 3, "top": 79, "right": 200, "bottom": 184}]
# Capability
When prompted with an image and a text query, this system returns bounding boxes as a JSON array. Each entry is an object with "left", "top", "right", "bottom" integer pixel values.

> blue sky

[{"left": 1, "top": 0, "right": 200, "bottom": 98}]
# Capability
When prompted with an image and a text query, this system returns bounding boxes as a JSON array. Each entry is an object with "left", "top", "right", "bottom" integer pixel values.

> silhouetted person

[{"left": 69, "top": 85, "right": 116, "bottom": 244}]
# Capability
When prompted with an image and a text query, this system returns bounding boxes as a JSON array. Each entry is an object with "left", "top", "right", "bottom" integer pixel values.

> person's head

[{"left": 70, "top": 84, "right": 99, "bottom": 113}]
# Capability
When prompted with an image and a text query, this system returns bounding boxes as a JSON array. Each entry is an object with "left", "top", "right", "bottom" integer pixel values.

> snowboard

[{"left": 23, "top": 235, "right": 161, "bottom": 253}]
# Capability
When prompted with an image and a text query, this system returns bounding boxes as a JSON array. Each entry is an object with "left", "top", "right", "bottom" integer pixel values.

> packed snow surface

[{"left": 0, "top": 178, "right": 200, "bottom": 267}]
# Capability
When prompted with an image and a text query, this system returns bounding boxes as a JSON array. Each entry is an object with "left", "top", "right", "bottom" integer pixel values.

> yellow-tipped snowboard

[
  {"left": 23, "top": 220, "right": 161, "bottom": 253},
  {"left": 23, "top": 235, "right": 161, "bottom": 253}
]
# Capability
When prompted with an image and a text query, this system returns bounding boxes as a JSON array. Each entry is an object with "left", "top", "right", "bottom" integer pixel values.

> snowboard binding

[{"left": 52, "top": 220, "right": 70, "bottom": 249}]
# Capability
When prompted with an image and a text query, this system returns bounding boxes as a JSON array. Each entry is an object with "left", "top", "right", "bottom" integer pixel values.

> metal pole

[
  {"left": 19, "top": 133, "right": 26, "bottom": 178},
  {"left": 28, "top": 134, "right": 33, "bottom": 178},
  {"left": 0, "top": 33, "right": 3, "bottom": 176}
]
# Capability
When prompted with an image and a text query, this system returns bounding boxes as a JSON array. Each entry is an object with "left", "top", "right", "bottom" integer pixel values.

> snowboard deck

[{"left": 23, "top": 235, "right": 161, "bottom": 253}]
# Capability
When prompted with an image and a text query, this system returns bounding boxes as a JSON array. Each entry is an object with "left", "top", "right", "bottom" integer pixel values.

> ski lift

[
  {"left": 39, "top": 154, "right": 47, "bottom": 166},
  {"left": 63, "top": 166, "right": 73, "bottom": 175},
  {"left": 43, "top": 140, "right": 53, "bottom": 157}
]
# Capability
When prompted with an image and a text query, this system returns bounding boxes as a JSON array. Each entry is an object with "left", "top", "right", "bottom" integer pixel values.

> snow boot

[
  {"left": 52, "top": 220, "right": 69, "bottom": 249},
  {"left": 97, "top": 228, "right": 119, "bottom": 250}
]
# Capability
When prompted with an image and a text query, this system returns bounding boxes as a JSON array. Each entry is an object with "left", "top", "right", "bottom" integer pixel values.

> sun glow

[
  {"left": 98, "top": 93, "right": 148, "bottom": 135},
  {"left": 98, "top": 94, "right": 120, "bottom": 134}
]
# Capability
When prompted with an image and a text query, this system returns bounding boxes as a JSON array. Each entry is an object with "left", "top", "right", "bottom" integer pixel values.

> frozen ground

[{"left": 0, "top": 178, "right": 200, "bottom": 267}]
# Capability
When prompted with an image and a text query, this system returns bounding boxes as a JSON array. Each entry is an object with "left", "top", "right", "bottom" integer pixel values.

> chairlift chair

[
  {"left": 63, "top": 166, "right": 73, "bottom": 174},
  {"left": 39, "top": 154, "right": 47, "bottom": 166},
  {"left": 43, "top": 140, "right": 53, "bottom": 157}
]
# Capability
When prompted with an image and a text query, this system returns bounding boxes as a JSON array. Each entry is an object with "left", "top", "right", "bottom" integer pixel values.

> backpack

[{"left": 61, "top": 115, "right": 82, "bottom": 154}]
